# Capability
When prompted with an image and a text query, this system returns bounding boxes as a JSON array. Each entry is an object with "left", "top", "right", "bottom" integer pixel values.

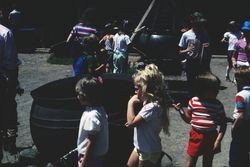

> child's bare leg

[
  {"left": 202, "top": 154, "right": 214, "bottom": 167},
  {"left": 185, "top": 154, "right": 198, "bottom": 167},
  {"left": 126, "top": 149, "right": 139, "bottom": 167}
]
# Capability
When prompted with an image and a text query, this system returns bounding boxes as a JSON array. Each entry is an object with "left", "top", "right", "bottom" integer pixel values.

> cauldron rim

[
  {"left": 30, "top": 73, "right": 133, "bottom": 101},
  {"left": 30, "top": 76, "right": 78, "bottom": 101}
]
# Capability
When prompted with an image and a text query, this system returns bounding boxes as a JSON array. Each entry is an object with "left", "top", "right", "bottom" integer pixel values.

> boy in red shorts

[{"left": 173, "top": 71, "right": 227, "bottom": 167}]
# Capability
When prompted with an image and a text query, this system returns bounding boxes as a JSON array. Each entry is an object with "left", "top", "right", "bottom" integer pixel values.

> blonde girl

[{"left": 125, "top": 64, "right": 169, "bottom": 167}]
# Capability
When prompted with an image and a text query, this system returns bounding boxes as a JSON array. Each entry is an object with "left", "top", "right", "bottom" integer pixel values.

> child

[
  {"left": 232, "top": 21, "right": 250, "bottom": 69},
  {"left": 73, "top": 34, "right": 98, "bottom": 76},
  {"left": 229, "top": 66, "right": 250, "bottom": 167},
  {"left": 173, "top": 71, "right": 227, "bottom": 167},
  {"left": 99, "top": 23, "right": 114, "bottom": 72},
  {"left": 112, "top": 23, "right": 131, "bottom": 74},
  {"left": 220, "top": 20, "right": 242, "bottom": 81},
  {"left": 75, "top": 76, "right": 109, "bottom": 167},
  {"left": 125, "top": 64, "right": 169, "bottom": 167}
]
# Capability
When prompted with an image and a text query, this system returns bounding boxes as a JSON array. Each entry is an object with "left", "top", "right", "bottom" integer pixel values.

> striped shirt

[
  {"left": 232, "top": 86, "right": 250, "bottom": 120},
  {"left": 71, "top": 23, "right": 97, "bottom": 45},
  {"left": 187, "top": 97, "right": 225, "bottom": 131}
]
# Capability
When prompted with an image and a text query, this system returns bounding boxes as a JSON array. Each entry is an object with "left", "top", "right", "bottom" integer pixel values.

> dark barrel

[
  {"left": 30, "top": 73, "right": 134, "bottom": 166},
  {"left": 134, "top": 32, "right": 182, "bottom": 75}
]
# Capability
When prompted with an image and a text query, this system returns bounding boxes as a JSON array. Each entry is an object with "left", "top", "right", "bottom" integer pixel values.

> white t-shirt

[
  {"left": 178, "top": 29, "right": 209, "bottom": 59},
  {"left": 223, "top": 31, "right": 242, "bottom": 51},
  {"left": 133, "top": 102, "right": 163, "bottom": 152},
  {"left": 77, "top": 106, "right": 109, "bottom": 156},
  {"left": 113, "top": 33, "right": 131, "bottom": 53}
]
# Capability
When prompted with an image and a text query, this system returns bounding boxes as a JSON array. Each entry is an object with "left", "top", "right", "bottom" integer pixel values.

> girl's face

[{"left": 134, "top": 84, "right": 144, "bottom": 101}]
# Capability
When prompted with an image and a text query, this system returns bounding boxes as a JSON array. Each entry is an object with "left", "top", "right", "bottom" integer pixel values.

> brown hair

[
  {"left": 75, "top": 75, "right": 103, "bottom": 106},
  {"left": 235, "top": 66, "right": 250, "bottom": 86},
  {"left": 194, "top": 71, "right": 221, "bottom": 98}
]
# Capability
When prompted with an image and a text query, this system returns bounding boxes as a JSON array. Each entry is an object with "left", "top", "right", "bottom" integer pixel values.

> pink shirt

[{"left": 234, "top": 38, "right": 250, "bottom": 63}]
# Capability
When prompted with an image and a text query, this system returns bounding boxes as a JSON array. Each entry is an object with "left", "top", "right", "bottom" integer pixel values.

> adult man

[
  {"left": 178, "top": 12, "right": 211, "bottom": 97},
  {"left": 0, "top": 23, "right": 21, "bottom": 162}
]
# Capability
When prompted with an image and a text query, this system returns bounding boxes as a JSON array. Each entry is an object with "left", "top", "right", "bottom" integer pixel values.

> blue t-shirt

[{"left": 73, "top": 54, "right": 97, "bottom": 76}]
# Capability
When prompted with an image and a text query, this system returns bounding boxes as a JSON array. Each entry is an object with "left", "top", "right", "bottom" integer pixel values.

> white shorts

[{"left": 134, "top": 148, "right": 161, "bottom": 164}]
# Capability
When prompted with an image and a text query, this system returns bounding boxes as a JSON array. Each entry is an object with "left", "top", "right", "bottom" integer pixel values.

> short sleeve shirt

[
  {"left": 77, "top": 106, "right": 109, "bottom": 156},
  {"left": 113, "top": 33, "right": 131, "bottom": 53},
  {"left": 234, "top": 38, "right": 250, "bottom": 62},
  {"left": 0, "top": 24, "right": 21, "bottom": 72},
  {"left": 187, "top": 97, "right": 225, "bottom": 130},
  {"left": 133, "top": 102, "right": 163, "bottom": 152},
  {"left": 71, "top": 23, "right": 97, "bottom": 45},
  {"left": 178, "top": 29, "right": 210, "bottom": 59},
  {"left": 223, "top": 31, "right": 242, "bottom": 51},
  {"left": 232, "top": 86, "right": 250, "bottom": 120}
]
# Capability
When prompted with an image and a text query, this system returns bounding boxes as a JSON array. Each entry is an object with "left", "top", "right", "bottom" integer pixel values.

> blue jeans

[{"left": 113, "top": 51, "right": 128, "bottom": 74}]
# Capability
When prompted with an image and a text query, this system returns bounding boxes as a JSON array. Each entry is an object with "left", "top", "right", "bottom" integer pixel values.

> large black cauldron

[
  {"left": 30, "top": 73, "right": 134, "bottom": 166},
  {"left": 135, "top": 32, "right": 182, "bottom": 75}
]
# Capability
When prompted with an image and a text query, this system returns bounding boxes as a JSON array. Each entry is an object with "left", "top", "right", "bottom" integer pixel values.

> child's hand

[
  {"left": 78, "top": 157, "right": 86, "bottom": 167},
  {"left": 213, "top": 140, "right": 221, "bottom": 154},
  {"left": 172, "top": 103, "right": 182, "bottom": 111},
  {"left": 128, "top": 95, "right": 141, "bottom": 105}
]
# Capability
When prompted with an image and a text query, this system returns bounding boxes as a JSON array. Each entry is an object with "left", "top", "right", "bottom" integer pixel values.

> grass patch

[{"left": 47, "top": 53, "right": 73, "bottom": 65}]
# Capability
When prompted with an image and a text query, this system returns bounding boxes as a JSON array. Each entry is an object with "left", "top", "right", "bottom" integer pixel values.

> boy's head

[
  {"left": 227, "top": 20, "right": 240, "bottom": 33},
  {"left": 75, "top": 75, "right": 103, "bottom": 106},
  {"left": 194, "top": 71, "right": 225, "bottom": 98},
  {"left": 235, "top": 66, "right": 250, "bottom": 89},
  {"left": 83, "top": 34, "right": 99, "bottom": 54},
  {"left": 189, "top": 12, "right": 207, "bottom": 31}
]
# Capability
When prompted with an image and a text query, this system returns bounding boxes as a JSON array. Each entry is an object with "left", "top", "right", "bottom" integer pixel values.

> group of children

[
  {"left": 221, "top": 20, "right": 250, "bottom": 83},
  {"left": 69, "top": 9, "right": 250, "bottom": 167},
  {"left": 66, "top": 9, "right": 136, "bottom": 77},
  {"left": 74, "top": 62, "right": 250, "bottom": 167}
]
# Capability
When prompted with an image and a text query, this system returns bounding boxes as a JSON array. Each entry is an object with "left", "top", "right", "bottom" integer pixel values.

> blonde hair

[{"left": 133, "top": 64, "right": 169, "bottom": 134}]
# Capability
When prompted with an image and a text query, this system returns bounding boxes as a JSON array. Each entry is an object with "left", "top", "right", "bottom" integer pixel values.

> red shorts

[{"left": 187, "top": 127, "right": 219, "bottom": 157}]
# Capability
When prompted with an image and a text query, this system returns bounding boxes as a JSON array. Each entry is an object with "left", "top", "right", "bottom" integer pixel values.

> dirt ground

[{"left": 4, "top": 52, "right": 236, "bottom": 166}]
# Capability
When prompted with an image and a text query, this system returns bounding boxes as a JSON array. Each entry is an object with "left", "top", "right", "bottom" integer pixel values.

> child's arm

[
  {"left": 79, "top": 134, "right": 96, "bottom": 167},
  {"left": 125, "top": 95, "right": 144, "bottom": 128},
  {"left": 232, "top": 95, "right": 245, "bottom": 130},
  {"left": 172, "top": 103, "right": 191, "bottom": 123},
  {"left": 213, "top": 118, "right": 227, "bottom": 153},
  {"left": 231, "top": 50, "right": 238, "bottom": 68},
  {"left": 99, "top": 35, "right": 106, "bottom": 45},
  {"left": 232, "top": 112, "right": 244, "bottom": 130}
]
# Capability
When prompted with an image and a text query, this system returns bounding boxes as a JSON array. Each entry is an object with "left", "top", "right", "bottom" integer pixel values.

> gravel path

[{"left": 8, "top": 53, "right": 236, "bottom": 166}]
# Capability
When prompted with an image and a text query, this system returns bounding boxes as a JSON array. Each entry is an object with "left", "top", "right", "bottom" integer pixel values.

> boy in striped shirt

[
  {"left": 229, "top": 66, "right": 250, "bottom": 167},
  {"left": 173, "top": 71, "right": 227, "bottom": 167}
]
